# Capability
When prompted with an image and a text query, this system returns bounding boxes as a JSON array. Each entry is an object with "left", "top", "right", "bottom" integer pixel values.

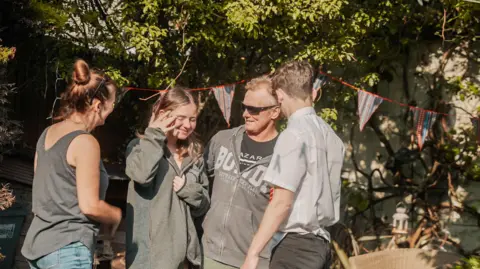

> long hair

[{"left": 140, "top": 86, "right": 203, "bottom": 162}]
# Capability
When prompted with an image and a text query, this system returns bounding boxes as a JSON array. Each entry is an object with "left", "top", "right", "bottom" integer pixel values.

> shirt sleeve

[{"left": 262, "top": 130, "right": 308, "bottom": 193}]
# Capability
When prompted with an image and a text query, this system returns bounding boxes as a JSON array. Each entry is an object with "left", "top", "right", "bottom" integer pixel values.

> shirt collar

[{"left": 288, "top": 106, "right": 316, "bottom": 123}]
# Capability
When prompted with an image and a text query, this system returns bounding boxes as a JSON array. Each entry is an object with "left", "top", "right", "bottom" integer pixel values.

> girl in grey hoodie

[{"left": 125, "top": 87, "right": 210, "bottom": 269}]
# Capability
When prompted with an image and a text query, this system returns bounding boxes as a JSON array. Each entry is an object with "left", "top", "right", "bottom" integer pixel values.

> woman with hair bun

[
  {"left": 125, "top": 86, "right": 210, "bottom": 269},
  {"left": 21, "top": 59, "right": 122, "bottom": 269}
]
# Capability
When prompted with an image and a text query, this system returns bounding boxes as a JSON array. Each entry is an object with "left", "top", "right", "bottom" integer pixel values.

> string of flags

[
  {"left": 123, "top": 70, "right": 479, "bottom": 148},
  {"left": 125, "top": 74, "right": 328, "bottom": 127},
  {"left": 318, "top": 71, "right": 479, "bottom": 148},
  {"left": 124, "top": 80, "right": 245, "bottom": 126}
]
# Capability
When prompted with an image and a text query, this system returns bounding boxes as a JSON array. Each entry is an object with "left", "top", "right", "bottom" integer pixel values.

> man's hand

[
  {"left": 241, "top": 254, "right": 259, "bottom": 269},
  {"left": 243, "top": 187, "right": 294, "bottom": 269}
]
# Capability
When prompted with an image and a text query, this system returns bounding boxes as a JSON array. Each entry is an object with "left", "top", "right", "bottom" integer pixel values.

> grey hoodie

[
  {"left": 202, "top": 126, "right": 275, "bottom": 269},
  {"left": 125, "top": 127, "right": 210, "bottom": 269}
]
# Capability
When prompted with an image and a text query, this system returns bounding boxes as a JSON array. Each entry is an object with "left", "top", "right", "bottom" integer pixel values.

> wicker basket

[{"left": 349, "top": 249, "right": 461, "bottom": 269}]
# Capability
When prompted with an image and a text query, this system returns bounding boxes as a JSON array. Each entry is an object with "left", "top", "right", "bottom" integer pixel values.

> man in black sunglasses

[{"left": 203, "top": 76, "right": 281, "bottom": 269}]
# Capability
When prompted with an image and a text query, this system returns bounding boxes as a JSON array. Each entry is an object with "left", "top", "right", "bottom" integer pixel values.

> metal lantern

[{"left": 392, "top": 203, "right": 410, "bottom": 235}]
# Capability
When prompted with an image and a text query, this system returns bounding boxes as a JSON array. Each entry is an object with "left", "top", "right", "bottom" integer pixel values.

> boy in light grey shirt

[{"left": 242, "top": 61, "right": 345, "bottom": 269}]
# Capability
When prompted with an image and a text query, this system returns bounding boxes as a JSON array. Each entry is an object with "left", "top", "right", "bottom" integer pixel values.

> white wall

[{"left": 329, "top": 41, "right": 480, "bottom": 252}]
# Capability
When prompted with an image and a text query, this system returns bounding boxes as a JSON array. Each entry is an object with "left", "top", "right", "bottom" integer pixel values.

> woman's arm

[
  {"left": 125, "top": 128, "right": 167, "bottom": 185},
  {"left": 70, "top": 134, "right": 122, "bottom": 225},
  {"left": 175, "top": 161, "right": 210, "bottom": 217}
]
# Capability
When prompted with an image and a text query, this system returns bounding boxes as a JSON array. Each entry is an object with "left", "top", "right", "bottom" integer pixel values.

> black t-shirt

[{"left": 239, "top": 132, "right": 278, "bottom": 172}]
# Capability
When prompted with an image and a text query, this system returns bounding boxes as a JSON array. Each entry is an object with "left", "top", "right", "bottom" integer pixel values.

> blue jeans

[{"left": 27, "top": 242, "right": 93, "bottom": 269}]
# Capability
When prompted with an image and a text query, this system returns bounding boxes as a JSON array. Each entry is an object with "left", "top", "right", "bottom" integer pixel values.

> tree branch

[
  {"left": 402, "top": 45, "right": 411, "bottom": 101},
  {"left": 352, "top": 194, "right": 400, "bottom": 219},
  {"left": 68, "top": 14, "right": 90, "bottom": 49},
  {"left": 349, "top": 123, "right": 370, "bottom": 178},
  {"left": 140, "top": 54, "right": 191, "bottom": 101},
  {"left": 371, "top": 168, "right": 394, "bottom": 188},
  {"left": 367, "top": 115, "right": 395, "bottom": 156}
]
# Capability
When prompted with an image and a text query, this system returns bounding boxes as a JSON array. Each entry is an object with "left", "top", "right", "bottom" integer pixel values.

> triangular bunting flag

[
  {"left": 472, "top": 117, "right": 480, "bottom": 144},
  {"left": 357, "top": 90, "right": 383, "bottom": 131},
  {"left": 212, "top": 84, "right": 235, "bottom": 127},
  {"left": 312, "top": 75, "right": 327, "bottom": 102},
  {"left": 411, "top": 108, "right": 437, "bottom": 150},
  {"left": 313, "top": 75, "right": 327, "bottom": 92}
]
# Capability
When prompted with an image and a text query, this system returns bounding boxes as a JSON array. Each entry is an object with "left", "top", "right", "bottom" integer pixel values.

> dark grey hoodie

[
  {"left": 202, "top": 126, "right": 275, "bottom": 269},
  {"left": 125, "top": 127, "right": 210, "bottom": 269}
]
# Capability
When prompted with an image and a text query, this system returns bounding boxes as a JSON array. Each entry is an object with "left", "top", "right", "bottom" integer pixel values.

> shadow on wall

[{"left": 320, "top": 41, "right": 480, "bottom": 251}]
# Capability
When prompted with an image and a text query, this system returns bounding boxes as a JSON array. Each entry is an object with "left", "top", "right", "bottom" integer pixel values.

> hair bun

[{"left": 72, "top": 59, "right": 91, "bottom": 85}]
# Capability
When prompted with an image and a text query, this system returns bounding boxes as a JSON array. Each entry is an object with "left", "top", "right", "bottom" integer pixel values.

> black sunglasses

[
  {"left": 241, "top": 103, "right": 277, "bottom": 115},
  {"left": 89, "top": 76, "right": 107, "bottom": 105},
  {"left": 88, "top": 72, "right": 127, "bottom": 109}
]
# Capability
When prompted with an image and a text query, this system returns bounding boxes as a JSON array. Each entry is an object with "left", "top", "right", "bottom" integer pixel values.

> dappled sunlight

[
  {"left": 378, "top": 115, "right": 400, "bottom": 138},
  {"left": 1, "top": 1, "right": 479, "bottom": 268},
  {"left": 329, "top": 41, "right": 480, "bottom": 263}
]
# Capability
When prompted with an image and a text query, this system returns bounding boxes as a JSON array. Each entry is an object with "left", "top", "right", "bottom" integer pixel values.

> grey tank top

[{"left": 21, "top": 127, "right": 109, "bottom": 260}]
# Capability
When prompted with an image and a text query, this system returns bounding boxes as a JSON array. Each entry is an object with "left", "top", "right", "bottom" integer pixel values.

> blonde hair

[
  {"left": 245, "top": 75, "right": 274, "bottom": 96},
  {"left": 245, "top": 76, "right": 278, "bottom": 107},
  {"left": 139, "top": 86, "right": 203, "bottom": 161}
]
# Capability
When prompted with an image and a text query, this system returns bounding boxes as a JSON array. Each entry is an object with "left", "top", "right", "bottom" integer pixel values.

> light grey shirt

[{"left": 263, "top": 107, "right": 344, "bottom": 241}]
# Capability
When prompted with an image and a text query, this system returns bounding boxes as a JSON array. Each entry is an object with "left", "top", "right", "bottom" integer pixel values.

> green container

[{"left": 0, "top": 205, "right": 27, "bottom": 269}]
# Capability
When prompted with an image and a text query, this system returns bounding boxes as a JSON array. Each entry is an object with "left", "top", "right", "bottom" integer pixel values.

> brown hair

[
  {"left": 271, "top": 60, "right": 314, "bottom": 101},
  {"left": 145, "top": 86, "right": 203, "bottom": 161},
  {"left": 55, "top": 59, "right": 116, "bottom": 120}
]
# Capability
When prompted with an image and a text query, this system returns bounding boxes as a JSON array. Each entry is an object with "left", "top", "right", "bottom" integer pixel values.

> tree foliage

[
  {"left": 27, "top": 0, "right": 480, "bottom": 82},
  {"left": 3, "top": 0, "right": 480, "bottom": 263},
  {"left": 0, "top": 43, "right": 22, "bottom": 159},
  {"left": 0, "top": 42, "right": 16, "bottom": 267}
]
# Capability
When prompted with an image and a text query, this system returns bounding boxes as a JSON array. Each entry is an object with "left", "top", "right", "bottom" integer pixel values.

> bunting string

[
  {"left": 318, "top": 70, "right": 450, "bottom": 116},
  {"left": 123, "top": 71, "right": 474, "bottom": 119},
  {"left": 317, "top": 70, "right": 479, "bottom": 146},
  {"left": 120, "top": 69, "right": 479, "bottom": 144},
  {"left": 123, "top": 81, "right": 245, "bottom": 93}
]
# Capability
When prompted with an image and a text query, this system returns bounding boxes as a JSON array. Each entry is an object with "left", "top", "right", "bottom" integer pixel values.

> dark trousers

[{"left": 270, "top": 233, "right": 331, "bottom": 269}]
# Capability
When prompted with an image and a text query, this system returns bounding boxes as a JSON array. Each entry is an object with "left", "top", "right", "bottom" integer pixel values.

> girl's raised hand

[{"left": 148, "top": 111, "right": 180, "bottom": 134}]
